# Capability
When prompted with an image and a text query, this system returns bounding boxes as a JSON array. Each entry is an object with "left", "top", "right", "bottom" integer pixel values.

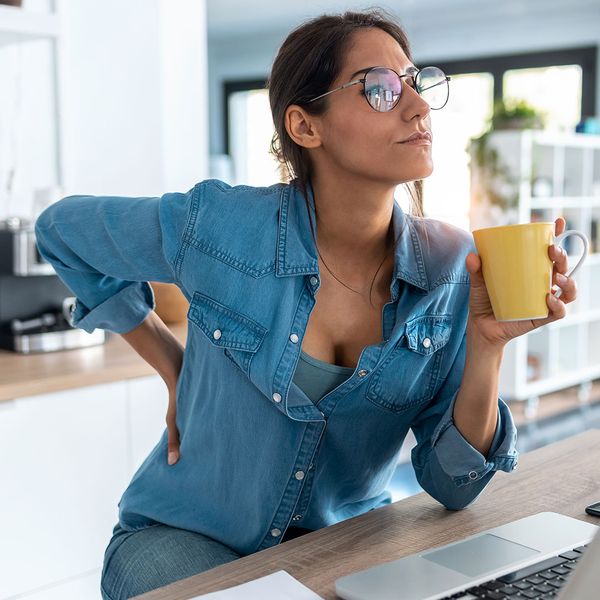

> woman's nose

[{"left": 401, "top": 79, "right": 431, "bottom": 118}]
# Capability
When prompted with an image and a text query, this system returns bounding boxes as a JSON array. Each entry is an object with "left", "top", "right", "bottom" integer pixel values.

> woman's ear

[{"left": 284, "top": 104, "right": 323, "bottom": 149}]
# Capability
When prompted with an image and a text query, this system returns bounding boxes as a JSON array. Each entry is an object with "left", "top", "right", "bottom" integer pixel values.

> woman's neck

[{"left": 310, "top": 173, "right": 397, "bottom": 270}]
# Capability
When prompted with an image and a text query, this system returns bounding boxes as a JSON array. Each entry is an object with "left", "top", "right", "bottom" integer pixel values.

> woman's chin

[{"left": 393, "top": 164, "right": 433, "bottom": 183}]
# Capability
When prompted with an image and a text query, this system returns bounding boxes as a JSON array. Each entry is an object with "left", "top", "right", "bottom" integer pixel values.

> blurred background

[{"left": 0, "top": 1, "right": 599, "bottom": 598}]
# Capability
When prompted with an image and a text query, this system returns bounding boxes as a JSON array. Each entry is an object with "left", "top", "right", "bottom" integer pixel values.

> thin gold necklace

[{"left": 315, "top": 220, "right": 394, "bottom": 307}]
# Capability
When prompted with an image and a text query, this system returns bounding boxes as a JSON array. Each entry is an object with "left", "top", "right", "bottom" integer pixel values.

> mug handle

[{"left": 553, "top": 229, "right": 589, "bottom": 299}]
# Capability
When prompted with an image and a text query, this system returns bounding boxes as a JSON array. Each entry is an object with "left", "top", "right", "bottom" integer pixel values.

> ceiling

[{"left": 206, "top": 0, "right": 600, "bottom": 40}]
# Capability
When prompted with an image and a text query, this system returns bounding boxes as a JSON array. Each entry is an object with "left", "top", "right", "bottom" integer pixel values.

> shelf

[
  {"left": 546, "top": 307, "right": 600, "bottom": 330},
  {"left": 530, "top": 196, "right": 600, "bottom": 209},
  {"left": 486, "top": 129, "right": 600, "bottom": 148},
  {"left": 519, "top": 363, "right": 600, "bottom": 399},
  {"left": 530, "top": 131, "right": 600, "bottom": 148},
  {"left": 0, "top": 5, "right": 59, "bottom": 46}
]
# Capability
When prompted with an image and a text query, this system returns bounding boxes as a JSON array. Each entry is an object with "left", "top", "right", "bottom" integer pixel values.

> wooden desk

[{"left": 138, "top": 428, "right": 600, "bottom": 600}]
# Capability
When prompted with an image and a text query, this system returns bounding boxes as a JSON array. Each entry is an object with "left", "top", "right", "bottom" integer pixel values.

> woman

[{"left": 34, "top": 10, "right": 576, "bottom": 600}]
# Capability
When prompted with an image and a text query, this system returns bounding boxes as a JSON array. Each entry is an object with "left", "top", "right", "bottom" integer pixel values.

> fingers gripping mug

[{"left": 472, "top": 223, "right": 589, "bottom": 321}]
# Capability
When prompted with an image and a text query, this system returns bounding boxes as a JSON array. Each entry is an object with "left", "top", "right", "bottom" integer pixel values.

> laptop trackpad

[{"left": 422, "top": 533, "right": 540, "bottom": 578}]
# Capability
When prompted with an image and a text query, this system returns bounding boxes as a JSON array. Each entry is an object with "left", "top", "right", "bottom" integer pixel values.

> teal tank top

[{"left": 292, "top": 350, "right": 355, "bottom": 404}]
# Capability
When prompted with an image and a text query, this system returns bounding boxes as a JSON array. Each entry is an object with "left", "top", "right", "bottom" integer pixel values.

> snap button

[
  {"left": 289, "top": 333, "right": 299, "bottom": 343},
  {"left": 292, "top": 514, "right": 302, "bottom": 521},
  {"left": 272, "top": 392, "right": 282, "bottom": 403},
  {"left": 468, "top": 470, "right": 478, "bottom": 480},
  {"left": 295, "top": 470, "right": 305, "bottom": 480},
  {"left": 512, "top": 461, "right": 518, "bottom": 471},
  {"left": 213, "top": 329, "right": 222, "bottom": 340},
  {"left": 422, "top": 337, "right": 431, "bottom": 349},
  {"left": 309, "top": 276, "right": 318, "bottom": 286},
  {"left": 357, "top": 369, "right": 369, "bottom": 378},
  {"left": 271, "top": 528, "right": 282, "bottom": 537}
]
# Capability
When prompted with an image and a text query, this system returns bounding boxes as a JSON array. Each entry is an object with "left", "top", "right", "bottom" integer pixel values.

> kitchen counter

[{"left": 0, "top": 322, "right": 187, "bottom": 403}]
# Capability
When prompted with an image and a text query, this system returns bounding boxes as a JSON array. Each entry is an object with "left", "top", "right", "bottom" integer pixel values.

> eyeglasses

[{"left": 306, "top": 65, "right": 451, "bottom": 112}]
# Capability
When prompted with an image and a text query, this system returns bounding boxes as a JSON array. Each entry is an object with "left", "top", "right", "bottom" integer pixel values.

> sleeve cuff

[
  {"left": 430, "top": 390, "right": 519, "bottom": 487},
  {"left": 72, "top": 281, "right": 155, "bottom": 334}
]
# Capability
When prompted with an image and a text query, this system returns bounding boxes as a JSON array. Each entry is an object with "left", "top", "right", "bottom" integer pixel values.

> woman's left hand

[{"left": 465, "top": 217, "right": 577, "bottom": 349}]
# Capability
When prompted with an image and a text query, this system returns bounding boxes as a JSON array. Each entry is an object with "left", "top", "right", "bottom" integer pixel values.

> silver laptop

[{"left": 335, "top": 511, "right": 599, "bottom": 600}]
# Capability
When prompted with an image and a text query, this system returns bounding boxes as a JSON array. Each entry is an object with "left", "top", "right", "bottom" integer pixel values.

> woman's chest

[{"left": 301, "top": 286, "right": 391, "bottom": 369}]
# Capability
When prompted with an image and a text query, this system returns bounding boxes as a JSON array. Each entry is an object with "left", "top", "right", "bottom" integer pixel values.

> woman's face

[{"left": 311, "top": 27, "right": 434, "bottom": 186}]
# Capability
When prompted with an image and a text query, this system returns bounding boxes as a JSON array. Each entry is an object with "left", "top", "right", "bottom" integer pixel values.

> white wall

[
  {"left": 207, "top": 0, "right": 600, "bottom": 156},
  {"left": 0, "top": 0, "right": 209, "bottom": 221},
  {"left": 57, "top": 0, "right": 209, "bottom": 198}
]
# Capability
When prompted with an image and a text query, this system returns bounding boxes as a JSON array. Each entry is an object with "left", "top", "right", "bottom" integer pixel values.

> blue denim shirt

[{"left": 34, "top": 178, "right": 518, "bottom": 555}]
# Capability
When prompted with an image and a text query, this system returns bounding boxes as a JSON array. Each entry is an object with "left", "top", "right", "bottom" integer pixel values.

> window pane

[
  {"left": 228, "top": 88, "right": 280, "bottom": 186},
  {"left": 503, "top": 65, "right": 582, "bottom": 132},
  {"left": 417, "top": 72, "right": 494, "bottom": 231}
]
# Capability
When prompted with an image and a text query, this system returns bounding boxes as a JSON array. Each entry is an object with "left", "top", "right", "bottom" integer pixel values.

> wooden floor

[{"left": 508, "top": 378, "right": 600, "bottom": 427}]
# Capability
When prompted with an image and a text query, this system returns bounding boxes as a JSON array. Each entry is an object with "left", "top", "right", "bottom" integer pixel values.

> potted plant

[
  {"left": 490, "top": 98, "right": 547, "bottom": 131},
  {"left": 469, "top": 99, "right": 547, "bottom": 218}
]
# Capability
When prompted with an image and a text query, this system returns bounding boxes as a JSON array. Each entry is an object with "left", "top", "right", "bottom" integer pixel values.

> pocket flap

[
  {"left": 404, "top": 314, "right": 452, "bottom": 355},
  {"left": 187, "top": 291, "right": 267, "bottom": 353}
]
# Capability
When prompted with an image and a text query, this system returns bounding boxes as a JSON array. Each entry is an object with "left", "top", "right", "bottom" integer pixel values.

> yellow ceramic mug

[{"left": 472, "top": 222, "right": 589, "bottom": 321}]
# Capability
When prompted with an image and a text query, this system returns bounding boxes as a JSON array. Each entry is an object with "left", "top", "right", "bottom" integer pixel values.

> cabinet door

[
  {"left": 127, "top": 375, "right": 169, "bottom": 472},
  {"left": 17, "top": 570, "right": 102, "bottom": 600},
  {"left": 0, "top": 382, "right": 129, "bottom": 599}
]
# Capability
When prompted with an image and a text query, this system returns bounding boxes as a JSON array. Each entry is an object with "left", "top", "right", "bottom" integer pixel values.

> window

[
  {"left": 228, "top": 88, "right": 279, "bottom": 186},
  {"left": 503, "top": 64, "right": 583, "bottom": 132}
]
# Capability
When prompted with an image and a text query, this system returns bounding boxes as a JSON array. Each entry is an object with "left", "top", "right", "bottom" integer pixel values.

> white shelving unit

[
  {"left": 0, "top": 2, "right": 63, "bottom": 219},
  {"left": 469, "top": 129, "right": 600, "bottom": 417}
]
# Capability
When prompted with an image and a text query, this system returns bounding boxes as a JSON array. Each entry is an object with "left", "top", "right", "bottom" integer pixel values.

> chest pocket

[
  {"left": 365, "top": 314, "right": 452, "bottom": 414},
  {"left": 187, "top": 291, "right": 268, "bottom": 376}
]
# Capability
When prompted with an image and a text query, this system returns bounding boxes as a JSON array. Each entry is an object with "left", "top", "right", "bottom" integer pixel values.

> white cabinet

[
  {"left": 469, "top": 130, "right": 600, "bottom": 416},
  {"left": 0, "top": 374, "right": 168, "bottom": 600},
  {"left": 128, "top": 375, "right": 169, "bottom": 472},
  {"left": 17, "top": 569, "right": 102, "bottom": 600},
  {"left": 0, "top": 382, "right": 130, "bottom": 599}
]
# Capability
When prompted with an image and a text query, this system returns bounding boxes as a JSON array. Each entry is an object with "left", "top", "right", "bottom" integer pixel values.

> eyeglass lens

[{"left": 364, "top": 66, "right": 449, "bottom": 112}]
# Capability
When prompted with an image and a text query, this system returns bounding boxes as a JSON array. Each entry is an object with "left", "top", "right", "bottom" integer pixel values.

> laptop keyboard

[{"left": 443, "top": 544, "right": 588, "bottom": 599}]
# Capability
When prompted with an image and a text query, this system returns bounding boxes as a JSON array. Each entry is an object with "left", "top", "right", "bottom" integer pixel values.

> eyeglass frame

[{"left": 305, "top": 65, "right": 451, "bottom": 111}]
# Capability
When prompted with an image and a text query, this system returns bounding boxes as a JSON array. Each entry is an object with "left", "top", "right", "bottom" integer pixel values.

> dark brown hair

[{"left": 267, "top": 8, "right": 424, "bottom": 219}]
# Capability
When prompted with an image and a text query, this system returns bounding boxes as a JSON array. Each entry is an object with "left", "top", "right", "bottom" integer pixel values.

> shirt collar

[{"left": 276, "top": 179, "right": 429, "bottom": 293}]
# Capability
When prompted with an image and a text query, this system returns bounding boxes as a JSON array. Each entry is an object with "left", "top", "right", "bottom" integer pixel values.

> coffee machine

[{"left": 0, "top": 216, "right": 106, "bottom": 353}]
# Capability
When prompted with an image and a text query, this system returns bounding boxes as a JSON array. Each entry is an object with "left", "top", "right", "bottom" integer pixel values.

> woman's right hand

[
  {"left": 166, "top": 382, "right": 181, "bottom": 465},
  {"left": 120, "top": 310, "right": 184, "bottom": 466}
]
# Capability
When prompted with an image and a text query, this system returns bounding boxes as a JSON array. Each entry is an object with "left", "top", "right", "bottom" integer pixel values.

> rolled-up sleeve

[
  {"left": 34, "top": 184, "right": 197, "bottom": 334},
  {"left": 410, "top": 332, "right": 519, "bottom": 510}
]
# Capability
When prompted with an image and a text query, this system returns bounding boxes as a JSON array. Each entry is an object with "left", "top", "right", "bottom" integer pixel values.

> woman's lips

[
  {"left": 399, "top": 131, "right": 432, "bottom": 143},
  {"left": 400, "top": 137, "right": 432, "bottom": 145}
]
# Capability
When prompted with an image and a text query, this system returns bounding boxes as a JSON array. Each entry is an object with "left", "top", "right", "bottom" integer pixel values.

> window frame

[{"left": 432, "top": 45, "right": 597, "bottom": 119}]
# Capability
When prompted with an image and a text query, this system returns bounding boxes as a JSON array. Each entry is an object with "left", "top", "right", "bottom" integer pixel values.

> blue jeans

[
  {"left": 100, "top": 523, "right": 242, "bottom": 600},
  {"left": 100, "top": 523, "right": 313, "bottom": 599}
]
